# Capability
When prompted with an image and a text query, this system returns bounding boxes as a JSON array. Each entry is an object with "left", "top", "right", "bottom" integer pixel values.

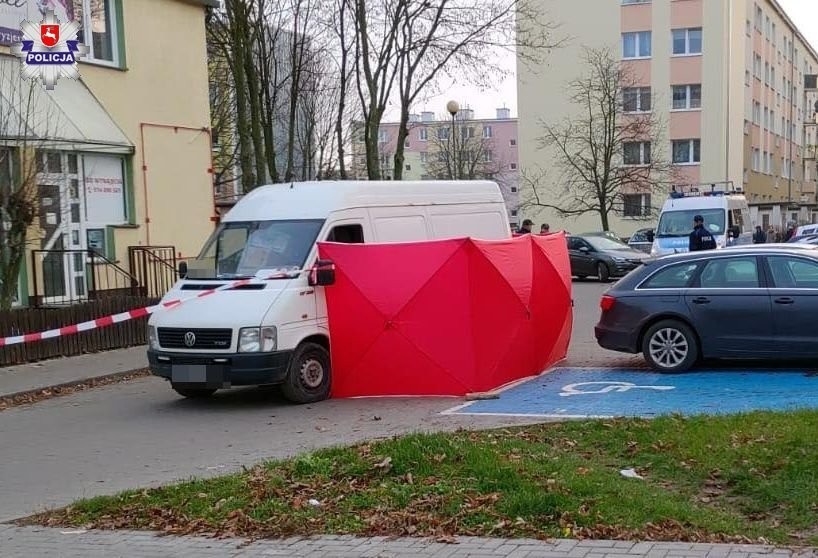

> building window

[
  {"left": 623, "top": 87, "right": 651, "bottom": 112},
  {"left": 765, "top": 62, "right": 770, "bottom": 85},
  {"left": 509, "top": 163, "right": 518, "bottom": 170},
  {"left": 378, "top": 129, "right": 387, "bottom": 143},
  {"left": 672, "top": 139, "right": 701, "bottom": 164},
  {"left": 765, "top": 16, "right": 770, "bottom": 40},
  {"left": 404, "top": 139, "right": 410, "bottom": 148},
  {"left": 70, "top": 0, "right": 119, "bottom": 64},
  {"left": 753, "top": 54, "right": 762, "bottom": 79},
  {"left": 672, "top": 28, "right": 702, "bottom": 56},
  {"left": 771, "top": 67, "right": 776, "bottom": 89},
  {"left": 511, "top": 186, "right": 517, "bottom": 193},
  {"left": 622, "top": 31, "right": 651, "bottom": 59},
  {"left": 745, "top": 70, "right": 751, "bottom": 87},
  {"left": 509, "top": 139, "right": 517, "bottom": 146},
  {"left": 752, "top": 149, "right": 761, "bottom": 172},
  {"left": 420, "top": 152, "right": 428, "bottom": 163},
  {"left": 419, "top": 128, "right": 428, "bottom": 141},
  {"left": 753, "top": 102, "right": 761, "bottom": 125},
  {"left": 672, "top": 84, "right": 701, "bottom": 110},
  {"left": 623, "top": 141, "right": 651, "bottom": 166},
  {"left": 622, "top": 0, "right": 651, "bottom": 4},
  {"left": 746, "top": 19, "right": 751, "bottom": 37},
  {"left": 754, "top": 4, "right": 762, "bottom": 31},
  {"left": 623, "top": 193, "right": 651, "bottom": 217},
  {"left": 770, "top": 110, "right": 776, "bottom": 133},
  {"left": 437, "top": 128, "right": 449, "bottom": 140},
  {"left": 483, "top": 125, "right": 492, "bottom": 138},
  {"left": 772, "top": 22, "right": 776, "bottom": 45}
]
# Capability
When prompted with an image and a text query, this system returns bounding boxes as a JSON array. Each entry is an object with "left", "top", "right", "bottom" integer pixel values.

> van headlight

[
  {"left": 238, "top": 327, "right": 277, "bottom": 353},
  {"left": 148, "top": 325, "right": 159, "bottom": 350}
]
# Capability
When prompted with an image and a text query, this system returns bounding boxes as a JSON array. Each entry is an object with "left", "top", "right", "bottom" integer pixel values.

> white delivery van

[
  {"left": 147, "top": 180, "right": 511, "bottom": 403},
  {"left": 651, "top": 187, "right": 753, "bottom": 256}
]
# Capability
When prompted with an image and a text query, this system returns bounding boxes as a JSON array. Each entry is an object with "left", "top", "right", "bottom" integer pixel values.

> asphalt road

[{"left": 0, "top": 281, "right": 614, "bottom": 522}]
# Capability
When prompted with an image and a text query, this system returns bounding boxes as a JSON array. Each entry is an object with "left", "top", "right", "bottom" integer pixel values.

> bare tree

[
  {"left": 331, "top": 0, "right": 354, "bottom": 178},
  {"left": 424, "top": 117, "right": 502, "bottom": 180},
  {"left": 0, "top": 74, "right": 59, "bottom": 310},
  {"left": 389, "top": 0, "right": 559, "bottom": 180},
  {"left": 207, "top": 27, "right": 241, "bottom": 195},
  {"left": 526, "top": 48, "right": 676, "bottom": 231},
  {"left": 352, "top": 0, "right": 405, "bottom": 180}
]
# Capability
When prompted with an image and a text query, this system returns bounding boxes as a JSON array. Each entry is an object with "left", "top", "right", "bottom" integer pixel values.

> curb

[{"left": 0, "top": 368, "right": 151, "bottom": 409}]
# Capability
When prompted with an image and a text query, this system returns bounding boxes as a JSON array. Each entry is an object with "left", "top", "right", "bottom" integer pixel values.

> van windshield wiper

[{"left": 656, "top": 233, "right": 689, "bottom": 238}]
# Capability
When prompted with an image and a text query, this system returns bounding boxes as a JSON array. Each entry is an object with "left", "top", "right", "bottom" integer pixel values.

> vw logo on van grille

[{"left": 183, "top": 331, "right": 196, "bottom": 348}]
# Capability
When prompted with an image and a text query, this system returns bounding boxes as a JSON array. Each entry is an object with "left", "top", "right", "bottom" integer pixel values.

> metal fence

[
  {"left": 30, "top": 250, "right": 143, "bottom": 308},
  {"left": 128, "top": 246, "right": 179, "bottom": 299}
]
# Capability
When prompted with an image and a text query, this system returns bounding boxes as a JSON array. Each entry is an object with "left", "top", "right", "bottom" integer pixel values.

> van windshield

[
  {"left": 187, "top": 220, "right": 324, "bottom": 279},
  {"left": 656, "top": 209, "right": 726, "bottom": 238}
]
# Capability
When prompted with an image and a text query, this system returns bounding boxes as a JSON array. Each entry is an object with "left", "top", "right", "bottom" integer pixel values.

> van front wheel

[{"left": 281, "top": 342, "right": 331, "bottom": 404}]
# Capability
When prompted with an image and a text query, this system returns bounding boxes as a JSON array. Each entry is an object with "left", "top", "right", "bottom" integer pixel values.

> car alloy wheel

[
  {"left": 641, "top": 319, "right": 698, "bottom": 373},
  {"left": 648, "top": 328, "right": 688, "bottom": 369}
]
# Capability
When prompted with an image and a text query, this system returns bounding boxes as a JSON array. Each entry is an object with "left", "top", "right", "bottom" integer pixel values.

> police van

[{"left": 651, "top": 183, "right": 753, "bottom": 257}]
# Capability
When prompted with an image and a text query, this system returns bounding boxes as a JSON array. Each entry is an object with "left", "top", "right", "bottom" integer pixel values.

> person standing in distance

[
  {"left": 517, "top": 219, "right": 533, "bottom": 235},
  {"left": 540, "top": 223, "right": 551, "bottom": 235},
  {"left": 689, "top": 215, "right": 717, "bottom": 251}
]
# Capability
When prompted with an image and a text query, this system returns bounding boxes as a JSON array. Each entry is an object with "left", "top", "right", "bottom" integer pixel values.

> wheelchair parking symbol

[{"left": 559, "top": 381, "right": 676, "bottom": 397}]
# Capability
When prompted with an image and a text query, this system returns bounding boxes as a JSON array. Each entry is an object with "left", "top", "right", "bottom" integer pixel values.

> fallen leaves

[{"left": 0, "top": 369, "right": 150, "bottom": 412}]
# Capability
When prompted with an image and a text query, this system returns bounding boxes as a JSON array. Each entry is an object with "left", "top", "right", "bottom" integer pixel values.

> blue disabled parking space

[{"left": 446, "top": 367, "right": 818, "bottom": 419}]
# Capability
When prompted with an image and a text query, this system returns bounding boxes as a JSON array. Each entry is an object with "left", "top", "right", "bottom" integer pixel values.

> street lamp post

[{"left": 447, "top": 100, "right": 460, "bottom": 179}]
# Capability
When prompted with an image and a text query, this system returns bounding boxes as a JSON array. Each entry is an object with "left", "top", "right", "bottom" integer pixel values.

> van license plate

[{"left": 172, "top": 365, "right": 222, "bottom": 385}]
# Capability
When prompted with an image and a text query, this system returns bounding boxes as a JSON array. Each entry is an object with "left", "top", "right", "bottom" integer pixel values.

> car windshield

[
  {"left": 656, "top": 209, "right": 726, "bottom": 237},
  {"left": 586, "top": 236, "right": 630, "bottom": 251},
  {"left": 187, "top": 219, "right": 324, "bottom": 279}
]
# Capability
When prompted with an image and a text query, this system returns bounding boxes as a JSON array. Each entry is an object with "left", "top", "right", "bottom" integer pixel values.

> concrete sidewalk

[
  {"left": 1, "top": 526, "right": 813, "bottom": 558},
  {"left": 0, "top": 346, "right": 147, "bottom": 398}
]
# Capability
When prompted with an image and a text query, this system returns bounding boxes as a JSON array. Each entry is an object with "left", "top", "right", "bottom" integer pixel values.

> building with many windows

[
  {"left": 518, "top": 0, "right": 818, "bottom": 235},
  {"left": 351, "top": 108, "right": 521, "bottom": 228},
  {"left": 0, "top": 0, "right": 216, "bottom": 306}
]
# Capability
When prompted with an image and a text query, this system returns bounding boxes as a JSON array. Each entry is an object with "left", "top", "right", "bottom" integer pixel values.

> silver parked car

[{"left": 627, "top": 228, "right": 655, "bottom": 253}]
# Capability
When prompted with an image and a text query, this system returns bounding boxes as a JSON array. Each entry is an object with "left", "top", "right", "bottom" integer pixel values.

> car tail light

[{"left": 600, "top": 294, "right": 616, "bottom": 312}]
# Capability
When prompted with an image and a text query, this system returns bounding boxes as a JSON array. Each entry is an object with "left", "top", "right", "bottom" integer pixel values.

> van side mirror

[
  {"left": 309, "top": 259, "right": 336, "bottom": 287},
  {"left": 579, "top": 246, "right": 590, "bottom": 253},
  {"left": 178, "top": 261, "right": 188, "bottom": 279}
]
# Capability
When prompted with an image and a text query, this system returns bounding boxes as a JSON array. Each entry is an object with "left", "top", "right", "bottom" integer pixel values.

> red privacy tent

[{"left": 318, "top": 233, "right": 572, "bottom": 398}]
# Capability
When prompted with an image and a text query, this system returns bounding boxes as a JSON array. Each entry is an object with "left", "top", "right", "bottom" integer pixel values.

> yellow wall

[{"left": 80, "top": 0, "right": 215, "bottom": 261}]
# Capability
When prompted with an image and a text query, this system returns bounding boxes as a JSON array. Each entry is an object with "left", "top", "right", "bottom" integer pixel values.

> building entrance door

[{"left": 35, "top": 152, "right": 88, "bottom": 304}]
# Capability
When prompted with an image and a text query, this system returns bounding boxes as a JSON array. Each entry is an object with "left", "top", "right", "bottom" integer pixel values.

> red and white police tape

[{"left": 0, "top": 269, "right": 308, "bottom": 348}]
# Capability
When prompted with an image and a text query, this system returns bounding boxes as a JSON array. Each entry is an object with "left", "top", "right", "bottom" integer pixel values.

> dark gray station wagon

[{"left": 595, "top": 245, "right": 818, "bottom": 372}]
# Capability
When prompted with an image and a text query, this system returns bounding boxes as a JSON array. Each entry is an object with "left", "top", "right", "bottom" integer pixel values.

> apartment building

[
  {"left": 518, "top": 0, "right": 818, "bottom": 235},
  {"left": 351, "top": 108, "right": 521, "bottom": 227},
  {"left": 0, "top": 0, "right": 216, "bottom": 306}
]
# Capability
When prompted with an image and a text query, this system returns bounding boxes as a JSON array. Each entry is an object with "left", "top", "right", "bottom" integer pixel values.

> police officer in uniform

[{"left": 689, "top": 214, "right": 716, "bottom": 252}]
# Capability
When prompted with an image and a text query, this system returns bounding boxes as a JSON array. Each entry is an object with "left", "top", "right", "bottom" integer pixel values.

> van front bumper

[{"left": 148, "top": 349, "right": 293, "bottom": 387}]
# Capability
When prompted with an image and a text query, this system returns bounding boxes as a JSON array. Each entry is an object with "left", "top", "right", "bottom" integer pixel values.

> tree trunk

[
  {"left": 599, "top": 207, "right": 610, "bottom": 231},
  {"left": 364, "top": 106, "right": 382, "bottom": 180},
  {"left": 227, "top": 2, "right": 255, "bottom": 192},
  {"left": 392, "top": 106, "right": 410, "bottom": 180},
  {"left": 285, "top": 21, "right": 305, "bottom": 182},
  {"left": 258, "top": 27, "right": 280, "bottom": 183},
  {"left": 244, "top": 49, "right": 267, "bottom": 185},
  {"left": 335, "top": 0, "right": 348, "bottom": 180}
]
